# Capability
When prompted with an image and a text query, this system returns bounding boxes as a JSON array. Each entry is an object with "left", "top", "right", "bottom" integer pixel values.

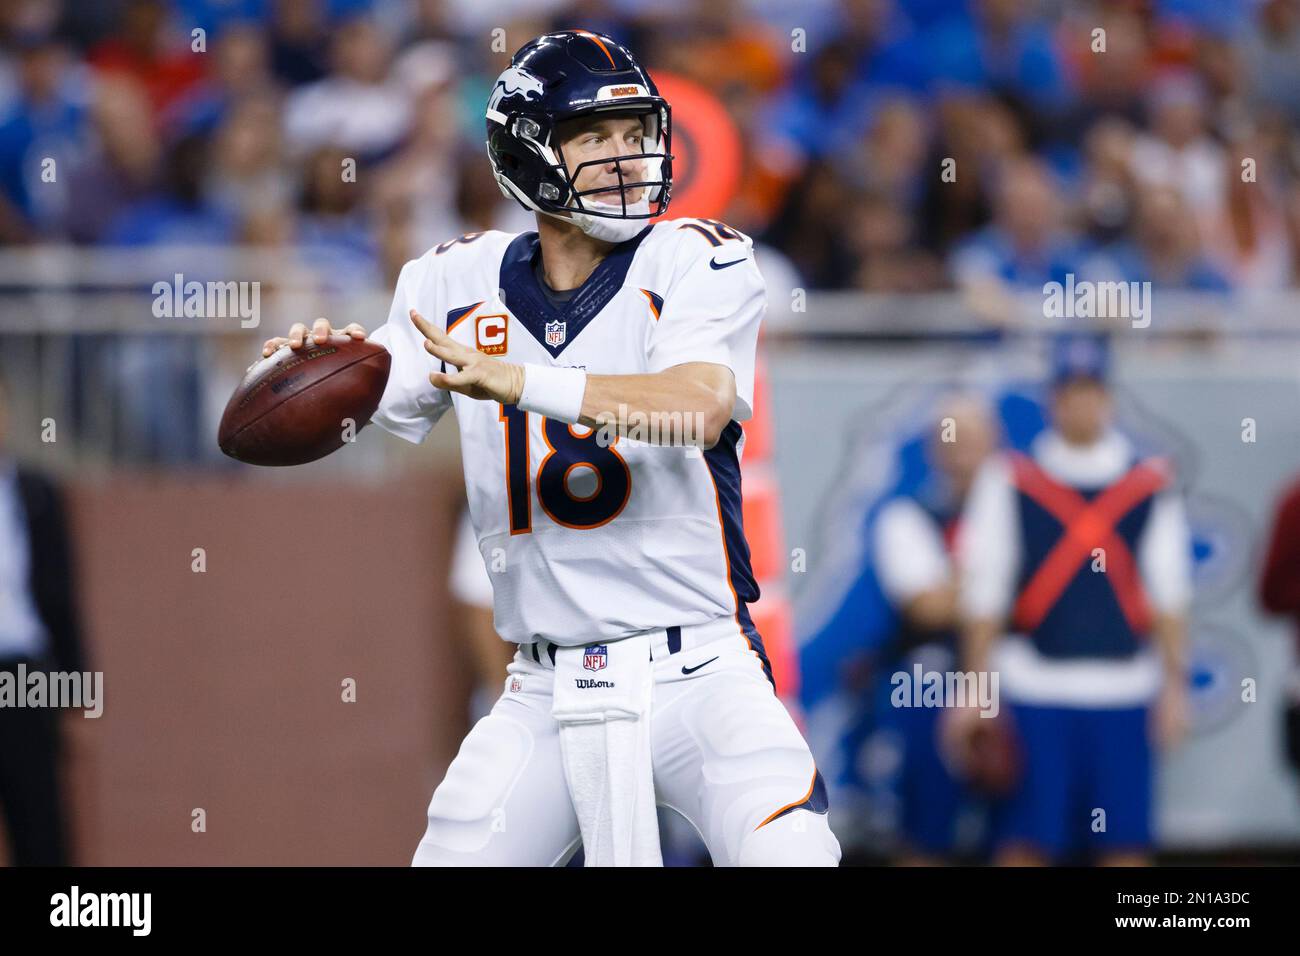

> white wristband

[{"left": 517, "top": 364, "right": 588, "bottom": 423}]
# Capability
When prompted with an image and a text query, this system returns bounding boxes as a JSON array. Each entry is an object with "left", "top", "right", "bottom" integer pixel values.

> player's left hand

[
  {"left": 1152, "top": 679, "right": 1191, "bottom": 750},
  {"left": 410, "top": 309, "right": 524, "bottom": 404}
]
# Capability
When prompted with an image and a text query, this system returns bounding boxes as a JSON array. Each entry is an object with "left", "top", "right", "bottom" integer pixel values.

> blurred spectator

[
  {"left": 762, "top": 157, "right": 864, "bottom": 288},
  {"left": 0, "top": 371, "right": 86, "bottom": 866},
  {"left": 848, "top": 191, "right": 945, "bottom": 292},
  {"left": 950, "top": 156, "right": 1084, "bottom": 323},
  {"left": 171, "top": 0, "right": 273, "bottom": 38},
  {"left": 399, "top": 0, "right": 461, "bottom": 46},
  {"left": 57, "top": 74, "right": 160, "bottom": 243},
  {"left": 85, "top": 128, "right": 222, "bottom": 466},
  {"left": 836, "top": 97, "right": 928, "bottom": 206},
  {"left": 1241, "top": 0, "right": 1300, "bottom": 127},
  {"left": 1059, "top": 5, "right": 1152, "bottom": 139},
  {"left": 1077, "top": 117, "right": 1140, "bottom": 247},
  {"left": 1085, "top": 184, "right": 1232, "bottom": 290},
  {"left": 1195, "top": 33, "right": 1247, "bottom": 137},
  {"left": 0, "top": 29, "right": 91, "bottom": 241},
  {"left": 1129, "top": 71, "right": 1227, "bottom": 239},
  {"left": 268, "top": 0, "right": 330, "bottom": 86},
  {"left": 925, "top": 0, "right": 1074, "bottom": 122},
  {"left": 916, "top": 93, "right": 1020, "bottom": 257},
  {"left": 203, "top": 93, "right": 293, "bottom": 228},
  {"left": 654, "top": 0, "right": 785, "bottom": 98},
  {"left": 282, "top": 14, "right": 411, "bottom": 162},
  {"left": 294, "top": 144, "right": 380, "bottom": 289},
  {"left": 764, "top": 37, "right": 873, "bottom": 166},
  {"left": 1206, "top": 119, "right": 1297, "bottom": 289},
  {"left": 161, "top": 20, "right": 278, "bottom": 139},
  {"left": 87, "top": 0, "right": 206, "bottom": 121},
  {"left": 103, "top": 130, "right": 235, "bottom": 244},
  {"left": 829, "top": 96, "right": 945, "bottom": 290},
  {"left": 370, "top": 48, "right": 462, "bottom": 254}
]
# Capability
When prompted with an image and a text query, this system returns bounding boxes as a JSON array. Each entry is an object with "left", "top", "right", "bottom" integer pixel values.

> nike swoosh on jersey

[
  {"left": 681, "top": 656, "right": 719, "bottom": 675},
  {"left": 709, "top": 256, "right": 746, "bottom": 270}
]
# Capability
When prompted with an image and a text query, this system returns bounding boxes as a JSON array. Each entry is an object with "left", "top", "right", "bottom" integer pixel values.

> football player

[{"left": 261, "top": 30, "right": 839, "bottom": 866}]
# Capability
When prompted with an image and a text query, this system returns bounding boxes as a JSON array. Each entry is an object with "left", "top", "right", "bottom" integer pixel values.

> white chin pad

[
  {"left": 586, "top": 194, "right": 650, "bottom": 217},
  {"left": 561, "top": 196, "right": 651, "bottom": 243}
]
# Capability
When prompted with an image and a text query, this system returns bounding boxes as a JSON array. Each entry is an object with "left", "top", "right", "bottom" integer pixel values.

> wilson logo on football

[{"left": 475, "top": 314, "right": 509, "bottom": 355}]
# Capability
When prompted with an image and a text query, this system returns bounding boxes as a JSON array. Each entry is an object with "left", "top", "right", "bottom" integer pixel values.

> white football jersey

[{"left": 368, "top": 219, "right": 767, "bottom": 660}]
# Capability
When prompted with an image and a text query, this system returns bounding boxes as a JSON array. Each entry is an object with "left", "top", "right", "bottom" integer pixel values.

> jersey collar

[{"left": 498, "top": 224, "right": 652, "bottom": 359}]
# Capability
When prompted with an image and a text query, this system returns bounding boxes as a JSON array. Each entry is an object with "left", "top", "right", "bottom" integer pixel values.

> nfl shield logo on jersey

[
  {"left": 583, "top": 645, "right": 608, "bottom": 672},
  {"left": 545, "top": 320, "right": 566, "bottom": 347}
]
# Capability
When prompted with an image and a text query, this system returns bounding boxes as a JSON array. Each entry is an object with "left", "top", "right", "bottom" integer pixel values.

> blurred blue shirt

[{"left": 951, "top": 225, "right": 1087, "bottom": 289}]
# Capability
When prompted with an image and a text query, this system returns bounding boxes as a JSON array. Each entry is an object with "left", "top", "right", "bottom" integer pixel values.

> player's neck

[{"left": 534, "top": 214, "right": 616, "bottom": 292}]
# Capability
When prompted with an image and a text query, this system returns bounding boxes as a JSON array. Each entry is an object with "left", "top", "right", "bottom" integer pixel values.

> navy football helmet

[{"left": 485, "top": 30, "right": 673, "bottom": 240}]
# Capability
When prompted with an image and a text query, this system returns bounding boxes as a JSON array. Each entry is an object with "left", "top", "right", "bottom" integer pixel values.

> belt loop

[
  {"left": 546, "top": 642, "right": 557, "bottom": 667},
  {"left": 530, "top": 642, "right": 541, "bottom": 664},
  {"left": 667, "top": 625, "right": 682, "bottom": 655}
]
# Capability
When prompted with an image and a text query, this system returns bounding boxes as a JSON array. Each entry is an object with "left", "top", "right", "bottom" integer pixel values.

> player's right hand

[
  {"left": 937, "top": 700, "right": 983, "bottom": 773},
  {"left": 262, "top": 318, "right": 368, "bottom": 357}
]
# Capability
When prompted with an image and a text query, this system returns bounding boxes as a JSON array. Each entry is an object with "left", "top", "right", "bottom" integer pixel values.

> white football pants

[{"left": 411, "top": 617, "right": 841, "bottom": 866}]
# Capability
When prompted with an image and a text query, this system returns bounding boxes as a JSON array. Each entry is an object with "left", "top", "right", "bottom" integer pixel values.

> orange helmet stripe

[{"left": 572, "top": 29, "right": 617, "bottom": 68}]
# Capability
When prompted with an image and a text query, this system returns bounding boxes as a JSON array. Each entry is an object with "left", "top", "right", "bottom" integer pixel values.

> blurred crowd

[{"left": 2, "top": 0, "right": 1300, "bottom": 295}]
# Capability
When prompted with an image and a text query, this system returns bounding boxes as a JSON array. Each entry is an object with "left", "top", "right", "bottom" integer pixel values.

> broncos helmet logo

[{"left": 489, "top": 66, "right": 545, "bottom": 113}]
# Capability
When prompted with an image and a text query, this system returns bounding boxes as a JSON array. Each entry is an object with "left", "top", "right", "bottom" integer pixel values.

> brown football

[{"left": 218, "top": 335, "right": 391, "bottom": 466}]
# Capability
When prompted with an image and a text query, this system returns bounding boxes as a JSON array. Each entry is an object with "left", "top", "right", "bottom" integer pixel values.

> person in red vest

[{"left": 950, "top": 333, "right": 1192, "bottom": 865}]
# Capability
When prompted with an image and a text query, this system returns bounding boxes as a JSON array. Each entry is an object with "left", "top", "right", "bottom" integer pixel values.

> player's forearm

[
  {"left": 574, "top": 364, "right": 733, "bottom": 449},
  {"left": 1150, "top": 612, "right": 1187, "bottom": 680},
  {"left": 961, "top": 616, "right": 1002, "bottom": 675},
  {"left": 409, "top": 310, "right": 737, "bottom": 448},
  {"left": 903, "top": 584, "right": 960, "bottom": 633}
]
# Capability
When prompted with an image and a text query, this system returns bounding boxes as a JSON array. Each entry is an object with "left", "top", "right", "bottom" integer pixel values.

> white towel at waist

[{"left": 550, "top": 635, "right": 661, "bottom": 867}]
